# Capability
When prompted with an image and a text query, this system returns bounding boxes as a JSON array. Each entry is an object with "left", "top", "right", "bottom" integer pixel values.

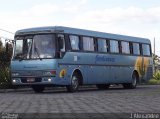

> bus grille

[{"left": 18, "top": 71, "right": 43, "bottom": 77}]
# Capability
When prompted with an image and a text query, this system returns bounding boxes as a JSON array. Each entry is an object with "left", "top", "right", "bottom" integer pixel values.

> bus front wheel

[
  {"left": 66, "top": 73, "right": 79, "bottom": 92},
  {"left": 32, "top": 85, "right": 45, "bottom": 93}
]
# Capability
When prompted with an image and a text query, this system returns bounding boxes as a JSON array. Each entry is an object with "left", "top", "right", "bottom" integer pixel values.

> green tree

[
  {"left": 0, "top": 39, "right": 13, "bottom": 88},
  {"left": 0, "top": 39, "right": 3, "bottom": 52},
  {"left": 153, "top": 53, "right": 159, "bottom": 65}
]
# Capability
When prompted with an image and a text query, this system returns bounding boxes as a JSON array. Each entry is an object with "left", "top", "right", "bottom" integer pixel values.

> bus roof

[{"left": 15, "top": 26, "right": 150, "bottom": 44}]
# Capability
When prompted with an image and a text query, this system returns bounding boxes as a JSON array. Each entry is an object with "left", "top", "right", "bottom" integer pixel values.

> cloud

[
  {"left": 73, "top": 7, "right": 160, "bottom": 25},
  {"left": 23, "top": 4, "right": 59, "bottom": 16},
  {"left": 0, "top": 4, "right": 160, "bottom": 55}
]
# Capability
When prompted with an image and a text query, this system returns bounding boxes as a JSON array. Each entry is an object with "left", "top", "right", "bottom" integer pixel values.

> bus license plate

[{"left": 27, "top": 78, "right": 35, "bottom": 83}]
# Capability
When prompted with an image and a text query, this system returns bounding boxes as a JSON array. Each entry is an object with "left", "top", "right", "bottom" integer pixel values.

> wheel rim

[{"left": 72, "top": 76, "right": 78, "bottom": 89}]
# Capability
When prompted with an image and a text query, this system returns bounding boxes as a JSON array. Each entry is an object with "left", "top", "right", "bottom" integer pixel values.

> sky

[{"left": 0, "top": 0, "right": 160, "bottom": 55}]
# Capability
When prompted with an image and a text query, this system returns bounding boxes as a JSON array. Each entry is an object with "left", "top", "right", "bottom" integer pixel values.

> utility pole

[
  {"left": 153, "top": 37, "right": 156, "bottom": 73},
  {"left": 154, "top": 37, "right": 155, "bottom": 55}
]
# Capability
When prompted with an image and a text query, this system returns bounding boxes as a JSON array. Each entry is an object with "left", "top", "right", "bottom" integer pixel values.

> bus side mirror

[{"left": 6, "top": 42, "right": 9, "bottom": 53}]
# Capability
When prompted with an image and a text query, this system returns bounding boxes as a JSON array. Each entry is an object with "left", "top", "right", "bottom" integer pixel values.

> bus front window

[{"left": 14, "top": 34, "right": 56, "bottom": 60}]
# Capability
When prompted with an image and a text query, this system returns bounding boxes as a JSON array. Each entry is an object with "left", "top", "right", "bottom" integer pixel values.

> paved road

[{"left": 0, "top": 85, "right": 160, "bottom": 119}]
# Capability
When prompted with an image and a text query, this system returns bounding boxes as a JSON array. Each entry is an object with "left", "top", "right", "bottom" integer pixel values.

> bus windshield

[{"left": 14, "top": 34, "right": 56, "bottom": 60}]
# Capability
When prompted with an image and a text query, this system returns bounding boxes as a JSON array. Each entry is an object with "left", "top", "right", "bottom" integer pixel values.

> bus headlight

[
  {"left": 48, "top": 78, "right": 52, "bottom": 82},
  {"left": 12, "top": 78, "right": 20, "bottom": 83},
  {"left": 13, "top": 79, "right": 16, "bottom": 83}
]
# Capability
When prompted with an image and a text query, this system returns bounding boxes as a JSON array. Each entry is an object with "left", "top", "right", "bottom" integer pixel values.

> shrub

[
  {"left": 0, "top": 63, "right": 12, "bottom": 89},
  {"left": 148, "top": 71, "right": 160, "bottom": 85},
  {"left": 148, "top": 79, "right": 160, "bottom": 85},
  {"left": 153, "top": 71, "right": 160, "bottom": 80},
  {"left": 0, "top": 40, "right": 13, "bottom": 89}
]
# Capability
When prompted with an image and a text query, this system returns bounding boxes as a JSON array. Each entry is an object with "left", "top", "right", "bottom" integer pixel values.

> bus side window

[
  {"left": 82, "top": 37, "right": 95, "bottom": 52},
  {"left": 58, "top": 34, "right": 65, "bottom": 52},
  {"left": 110, "top": 40, "right": 119, "bottom": 53},
  {"left": 97, "top": 38, "right": 108, "bottom": 53},
  {"left": 142, "top": 44, "right": 151, "bottom": 56},
  {"left": 57, "top": 34, "right": 66, "bottom": 58},
  {"left": 121, "top": 41, "right": 130, "bottom": 54},
  {"left": 69, "top": 35, "right": 80, "bottom": 50},
  {"left": 133, "top": 43, "right": 140, "bottom": 55}
]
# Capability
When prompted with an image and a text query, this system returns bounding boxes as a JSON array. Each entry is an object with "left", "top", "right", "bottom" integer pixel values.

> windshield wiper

[{"left": 35, "top": 47, "right": 42, "bottom": 60}]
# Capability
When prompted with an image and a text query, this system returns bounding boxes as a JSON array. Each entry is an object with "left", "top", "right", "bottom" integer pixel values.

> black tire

[
  {"left": 96, "top": 84, "right": 110, "bottom": 90},
  {"left": 66, "top": 73, "right": 79, "bottom": 92},
  {"left": 123, "top": 73, "right": 137, "bottom": 89},
  {"left": 32, "top": 85, "right": 45, "bottom": 93}
]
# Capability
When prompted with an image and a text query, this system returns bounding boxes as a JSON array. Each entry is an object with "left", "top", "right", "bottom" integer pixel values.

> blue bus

[{"left": 11, "top": 26, "right": 153, "bottom": 92}]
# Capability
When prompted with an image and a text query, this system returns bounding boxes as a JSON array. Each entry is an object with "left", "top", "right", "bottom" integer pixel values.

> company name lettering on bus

[{"left": 95, "top": 55, "right": 115, "bottom": 62}]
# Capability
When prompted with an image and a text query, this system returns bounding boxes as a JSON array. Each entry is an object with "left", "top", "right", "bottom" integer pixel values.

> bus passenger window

[
  {"left": 133, "top": 43, "right": 140, "bottom": 55},
  {"left": 69, "top": 35, "right": 80, "bottom": 50},
  {"left": 98, "top": 39, "right": 108, "bottom": 53},
  {"left": 83, "top": 37, "right": 94, "bottom": 51},
  {"left": 142, "top": 44, "right": 151, "bottom": 56},
  {"left": 121, "top": 41, "right": 130, "bottom": 54},
  {"left": 110, "top": 40, "right": 119, "bottom": 53}
]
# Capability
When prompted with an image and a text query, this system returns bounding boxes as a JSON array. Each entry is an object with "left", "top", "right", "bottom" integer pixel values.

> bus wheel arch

[
  {"left": 133, "top": 70, "right": 139, "bottom": 84},
  {"left": 66, "top": 69, "right": 83, "bottom": 92},
  {"left": 71, "top": 69, "right": 83, "bottom": 85}
]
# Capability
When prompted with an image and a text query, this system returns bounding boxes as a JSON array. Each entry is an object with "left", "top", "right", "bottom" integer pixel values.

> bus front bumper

[{"left": 12, "top": 77, "right": 69, "bottom": 86}]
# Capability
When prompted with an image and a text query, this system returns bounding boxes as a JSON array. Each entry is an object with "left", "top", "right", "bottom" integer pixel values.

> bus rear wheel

[
  {"left": 66, "top": 73, "right": 79, "bottom": 92},
  {"left": 96, "top": 84, "right": 110, "bottom": 90},
  {"left": 32, "top": 85, "right": 45, "bottom": 93},
  {"left": 123, "top": 72, "right": 137, "bottom": 89}
]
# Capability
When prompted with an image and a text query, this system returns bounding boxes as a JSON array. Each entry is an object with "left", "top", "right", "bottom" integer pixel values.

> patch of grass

[{"left": 148, "top": 79, "right": 160, "bottom": 85}]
